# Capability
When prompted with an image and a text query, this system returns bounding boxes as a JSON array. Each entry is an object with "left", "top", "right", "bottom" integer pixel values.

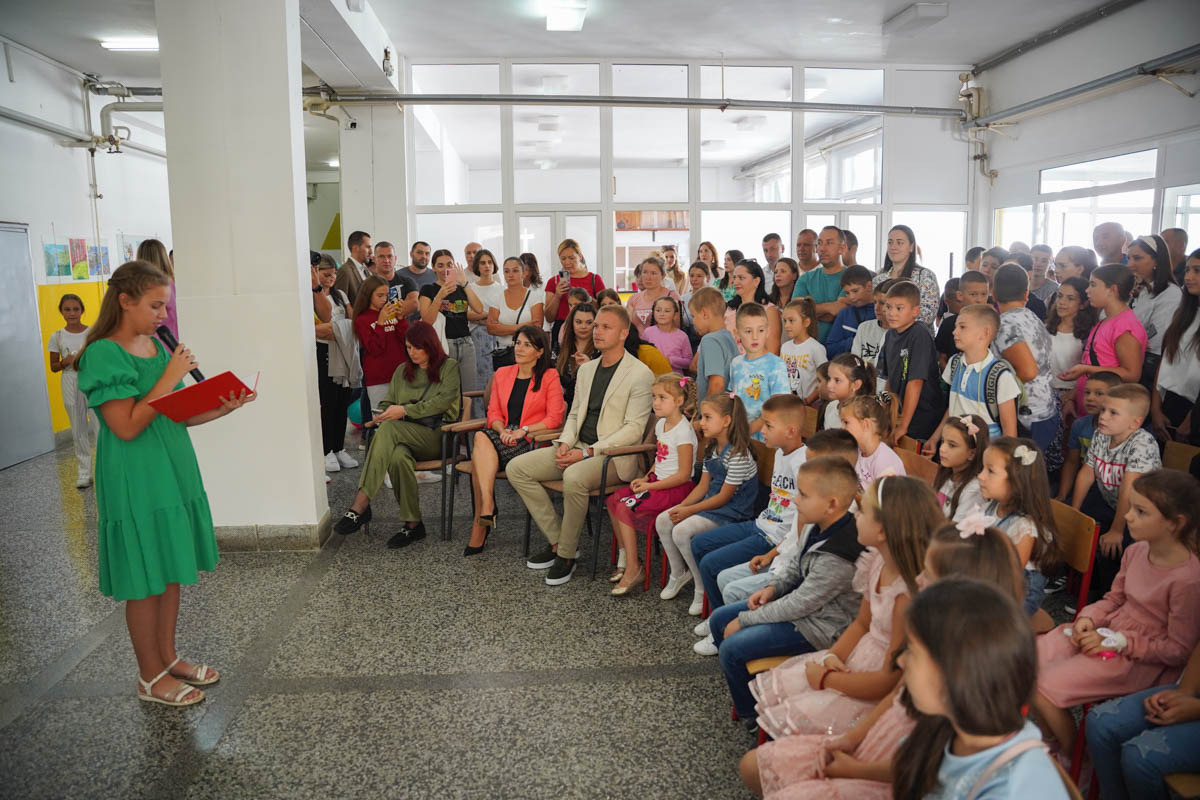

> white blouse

[
  {"left": 1130, "top": 283, "right": 1182, "bottom": 354},
  {"left": 1158, "top": 312, "right": 1200, "bottom": 402},
  {"left": 1049, "top": 330, "right": 1084, "bottom": 390}
]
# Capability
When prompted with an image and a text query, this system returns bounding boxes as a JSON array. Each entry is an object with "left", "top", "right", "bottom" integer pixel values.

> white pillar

[
  {"left": 155, "top": 0, "right": 329, "bottom": 549},
  {"left": 338, "top": 106, "right": 408, "bottom": 254}
]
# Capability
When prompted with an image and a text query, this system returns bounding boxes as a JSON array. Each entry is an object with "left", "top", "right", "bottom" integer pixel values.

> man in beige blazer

[{"left": 508, "top": 305, "right": 654, "bottom": 586}]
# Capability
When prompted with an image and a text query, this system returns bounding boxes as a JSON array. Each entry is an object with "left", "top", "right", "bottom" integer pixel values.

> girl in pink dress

[
  {"left": 1058, "top": 264, "right": 1147, "bottom": 415},
  {"left": 641, "top": 297, "right": 693, "bottom": 373},
  {"left": 741, "top": 516, "right": 1027, "bottom": 799},
  {"left": 750, "top": 475, "right": 942, "bottom": 740},
  {"left": 1033, "top": 469, "right": 1200, "bottom": 756}
]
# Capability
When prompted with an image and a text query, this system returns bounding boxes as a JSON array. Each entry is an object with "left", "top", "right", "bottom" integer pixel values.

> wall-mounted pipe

[
  {"left": 303, "top": 91, "right": 965, "bottom": 119},
  {"left": 99, "top": 100, "right": 164, "bottom": 149},
  {"left": 88, "top": 84, "right": 163, "bottom": 97},
  {"left": 964, "top": 43, "right": 1200, "bottom": 129},
  {"left": 0, "top": 101, "right": 166, "bottom": 159},
  {"left": 971, "top": 0, "right": 1146, "bottom": 75}
]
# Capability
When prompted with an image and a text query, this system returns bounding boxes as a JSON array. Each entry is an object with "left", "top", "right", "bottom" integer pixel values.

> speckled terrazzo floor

[{"left": 0, "top": 435, "right": 755, "bottom": 800}]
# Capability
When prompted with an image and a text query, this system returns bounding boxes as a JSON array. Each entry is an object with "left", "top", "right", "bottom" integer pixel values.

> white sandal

[
  {"left": 137, "top": 667, "right": 205, "bottom": 707},
  {"left": 167, "top": 656, "right": 220, "bottom": 686}
]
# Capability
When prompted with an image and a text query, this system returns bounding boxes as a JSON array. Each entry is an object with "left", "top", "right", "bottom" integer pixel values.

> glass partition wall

[{"left": 400, "top": 61, "right": 910, "bottom": 289}]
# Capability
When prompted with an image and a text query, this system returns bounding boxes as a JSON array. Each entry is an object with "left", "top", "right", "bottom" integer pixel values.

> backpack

[{"left": 947, "top": 352, "right": 1019, "bottom": 427}]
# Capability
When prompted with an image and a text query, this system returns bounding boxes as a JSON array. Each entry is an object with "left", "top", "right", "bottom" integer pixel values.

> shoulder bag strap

[
  {"left": 515, "top": 289, "right": 531, "bottom": 324},
  {"left": 965, "top": 738, "right": 1048, "bottom": 800}
]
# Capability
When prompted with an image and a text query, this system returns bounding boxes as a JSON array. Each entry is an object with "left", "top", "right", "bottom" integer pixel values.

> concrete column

[
  {"left": 338, "top": 106, "right": 408, "bottom": 252},
  {"left": 155, "top": 0, "right": 329, "bottom": 549}
]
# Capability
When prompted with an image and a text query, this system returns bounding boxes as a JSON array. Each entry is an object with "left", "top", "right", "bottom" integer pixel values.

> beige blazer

[{"left": 556, "top": 351, "right": 654, "bottom": 481}]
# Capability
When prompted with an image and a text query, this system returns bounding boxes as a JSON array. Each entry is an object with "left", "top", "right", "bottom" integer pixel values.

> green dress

[{"left": 78, "top": 338, "right": 218, "bottom": 601}]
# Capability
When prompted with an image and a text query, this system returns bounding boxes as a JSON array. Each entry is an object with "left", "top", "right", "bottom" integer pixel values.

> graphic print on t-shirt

[{"left": 762, "top": 472, "right": 795, "bottom": 529}]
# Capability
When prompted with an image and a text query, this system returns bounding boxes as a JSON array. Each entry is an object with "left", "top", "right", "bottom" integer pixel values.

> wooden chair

[
  {"left": 896, "top": 447, "right": 938, "bottom": 485},
  {"left": 896, "top": 435, "right": 921, "bottom": 453},
  {"left": 1164, "top": 441, "right": 1200, "bottom": 472},
  {"left": 1050, "top": 499, "right": 1102, "bottom": 783},
  {"left": 361, "top": 389, "right": 482, "bottom": 537},
  {"left": 523, "top": 414, "right": 659, "bottom": 579},
  {"left": 1166, "top": 773, "right": 1200, "bottom": 799},
  {"left": 802, "top": 405, "right": 819, "bottom": 440}
]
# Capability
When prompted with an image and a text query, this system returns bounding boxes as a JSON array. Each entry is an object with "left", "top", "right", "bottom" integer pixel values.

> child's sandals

[
  {"left": 167, "top": 656, "right": 220, "bottom": 686},
  {"left": 137, "top": 667, "right": 205, "bottom": 707}
]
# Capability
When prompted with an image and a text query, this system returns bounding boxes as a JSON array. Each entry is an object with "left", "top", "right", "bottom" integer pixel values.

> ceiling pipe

[
  {"left": 88, "top": 84, "right": 163, "bottom": 97},
  {"left": 99, "top": 100, "right": 165, "bottom": 151},
  {"left": 964, "top": 42, "right": 1200, "bottom": 129},
  {"left": 303, "top": 91, "right": 965, "bottom": 119},
  {"left": 0, "top": 102, "right": 166, "bottom": 158},
  {"left": 972, "top": 0, "right": 1146, "bottom": 75}
]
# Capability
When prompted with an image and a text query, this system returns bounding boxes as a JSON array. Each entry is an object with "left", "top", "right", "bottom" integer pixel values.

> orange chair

[
  {"left": 896, "top": 448, "right": 938, "bottom": 485},
  {"left": 1164, "top": 441, "right": 1200, "bottom": 473},
  {"left": 896, "top": 435, "right": 921, "bottom": 453}
]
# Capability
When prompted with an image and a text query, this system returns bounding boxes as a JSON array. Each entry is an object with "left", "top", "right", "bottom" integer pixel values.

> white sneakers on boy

[
  {"left": 687, "top": 590, "right": 705, "bottom": 616},
  {"left": 659, "top": 571, "right": 693, "bottom": 600},
  {"left": 324, "top": 452, "right": 340, "bottom": 473},
  {"left": 693, "top": 619, "right": 710, "bottom": 637},
  {"left": 335, "top": 450, "right": 359, "bottom": 469},
  {"left": 693, "top": 635, "right": 718, "bottom": 656}
]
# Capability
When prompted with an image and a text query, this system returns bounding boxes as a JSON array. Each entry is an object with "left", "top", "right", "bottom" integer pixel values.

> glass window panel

[
  {"left": 804, "top": 68, "right": 883, "bottom": 203},
  {"left": 1039, "top": 149, "right": 1156, "bottom": 194},
  {"left": 564, "top": 215, "right": 599, "bottom": 275},
  {"left": 612, "top": 65, "right": 688, "bottom": 203},
  {"left": 518, "top": 215, "right": 553, "bottom": 284},
  {"left": 414, "top": 212, "right": 503, "bottom": 260},
  {"left": 512, "top": 64, "right": 601, "bottom": 203},
  {"left": 1039, "top": 190, "right": 1155, "bottom": 253},
  {"left": 1166, "top": 184, "right": 1200, "bottom": 247},
  {"left": 846, "top": 213, "right": 878, "bottom": 272},
  {"left": 700, "top": 66, "right": 791, "bottom": 202},
  {"left": 890, "top": 210, "right": 966, "bottom": 287},
  {"left": 994, "top": 206, "right": 1033, "bottom": 248},
  {"left": 806, "top": 214, "right": 836, "bottom": 232},
  {"left": 411, "top": 65, "right": 500, "bottom": 205},
  {"left": 701, "top": 209, "right": 790, "bottom": 268},
  {"left": 614, "top": 211, "right": 691, "bottom": 292}
]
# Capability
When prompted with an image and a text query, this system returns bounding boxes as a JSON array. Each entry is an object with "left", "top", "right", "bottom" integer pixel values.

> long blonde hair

[
  {"left": 79, "top": 260, "right": 171, "bottom": 365},
  {"left": 136, "top": 238, "right": 174, "bottom": 281}
]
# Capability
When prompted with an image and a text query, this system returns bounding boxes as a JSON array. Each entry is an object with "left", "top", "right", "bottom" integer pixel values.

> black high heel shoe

[{"left": 463, "top": 527, "right": 491, "bottom": 556}]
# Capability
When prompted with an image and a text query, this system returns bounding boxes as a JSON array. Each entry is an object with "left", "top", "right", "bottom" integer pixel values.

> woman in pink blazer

[{"left": 466, "top": 324, "right": 565, "bottom": 556}]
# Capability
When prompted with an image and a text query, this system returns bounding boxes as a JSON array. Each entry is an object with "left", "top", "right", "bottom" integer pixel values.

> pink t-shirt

[
  {"left": 855, "top": 442, "right": 906, "bottom": 488},
  {"left": 627, "top": 288, "right": 682, "bottom": 333},
  {"left": 642, "top": 325, "right": 693, "bottom": 372},
  {"left": 1074, "top": 308, "right": 1147, "bottom": 414}
]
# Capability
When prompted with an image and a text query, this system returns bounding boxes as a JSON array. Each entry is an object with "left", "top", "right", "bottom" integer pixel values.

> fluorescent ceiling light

[
  {"left": 546, "top": 0, "right": 587, "bottom": 31},
  {"left": 882, "top": 3, "right": 948, "bottom": 37},
  {"left": 100, "top": 37, "right": 159, "bottom": 51},
  {"left": 327, "top": 158, "right": 339, "bottom": 168}
]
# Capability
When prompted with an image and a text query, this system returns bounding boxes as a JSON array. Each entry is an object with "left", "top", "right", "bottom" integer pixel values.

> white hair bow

[
  {"left": 956, "top": 509, "right": 994, "bottom": 538},
  {"left": 1012, "top": 445, "right": 1039, "bottom": 467}
]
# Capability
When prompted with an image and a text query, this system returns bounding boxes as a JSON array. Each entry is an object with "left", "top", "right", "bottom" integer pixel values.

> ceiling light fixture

[
  {"left": 100, "top": 37, "right": 159, "bottom": 51},
  {"left": 545, "top": 0, "right": 587, "bottom": 31},
  {"left": 327, "top": 158, "right": 340, "bottom": 168},
  {"left": 882, "top": 3, "right": 949, "bottom": 37}
]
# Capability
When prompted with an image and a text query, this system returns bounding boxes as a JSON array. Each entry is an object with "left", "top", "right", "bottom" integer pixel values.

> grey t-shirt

[
  {"left": 1086, "top": 429, "right": 1162, "bottom": 507},
  {"left": 993, "top": 307, "right": 1057, "bottom": 425},
  {"left": 403, "top": 267, "right": 439, "bottom": 320},
  {"left": 697, "top": 328, "right": 739, "bottom": 388}
]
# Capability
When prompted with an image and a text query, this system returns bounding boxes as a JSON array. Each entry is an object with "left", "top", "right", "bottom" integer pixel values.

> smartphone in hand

[{"left": 387, "top": 286, "right": 400, "bottom": 304}]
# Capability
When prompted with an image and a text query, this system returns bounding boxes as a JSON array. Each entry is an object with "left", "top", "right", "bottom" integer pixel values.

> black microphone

[{"left": 156, "top": 326, "right": 206, "bottom": 383}]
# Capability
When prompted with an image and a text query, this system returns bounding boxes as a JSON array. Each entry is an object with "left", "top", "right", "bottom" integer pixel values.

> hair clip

[
  {"left": 728, "top": 391, "right": 738, "bottom": 400},
  {"left": 679, "top": 378, "right": 689, "bottom": 388},
  {"left": 1012, "top": 445, "right": 1038, "bottom": 466},
  {"left": 956, "top": 509, "right": 993, "bottom": 538},
  {"left": 958, "top": 415, "right": 980, "bottom": 436}
]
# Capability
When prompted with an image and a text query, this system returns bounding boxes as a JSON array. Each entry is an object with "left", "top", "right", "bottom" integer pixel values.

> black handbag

[
  {"left": 406, "top": 381, "right": 446, "bottom": 429},
  {"left": 491, "top": 289, "right": 531, "bottom": 369}
]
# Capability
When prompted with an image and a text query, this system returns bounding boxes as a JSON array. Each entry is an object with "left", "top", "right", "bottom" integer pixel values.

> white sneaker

[
  {"left": 693, "top": 635, "right": 718, "bottom": 656},
  {"left": 335, "top": 450, "right": 359, "bottom": 469},
  {"left": 414, "top": 470, "right": 440, "bottom": 484},
  {"left": 75, "top": 473, "right": 92, "bottom": 489},
  {"left": 325, "top": 474, "right": 332, "bottom": 484},
  {"left": 324, "top": 452, "right": 341, "bottom": 473},
  {"left": 693, "top": 619, "right": 710, "bottom": 637},
  {"left": 660, "top": 571, "right": 693, "bottom": 600},
  {"left": 383, "top": 473, "right": 393, "bottom": 489},
  {"left": 688, "top": 591, "right": 705, "bottom": 616}
]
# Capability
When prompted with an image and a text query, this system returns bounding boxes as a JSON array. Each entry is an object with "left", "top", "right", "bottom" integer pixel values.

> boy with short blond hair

[
  {"left": 690, "top": 286, "right": 738, "bottom": 396},
  {"left": 878, "top": 280, "right": 945, "bottom": 443},
  {"left": 730, "top": 303, "right": 791, "bottom": 440},
  {"left": 1071, "top": 383, "right": 1162, "bottom": 597}
]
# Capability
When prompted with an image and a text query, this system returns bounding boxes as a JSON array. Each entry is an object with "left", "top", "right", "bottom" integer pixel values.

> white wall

[
  {"left": 0, "top": 44, "right": 173, "bottom": 280},
  {"left": 307, "top": 181, "right": 340, "bottom": 253},
  {"left": 977, "top": 0, "right": 1200, "bottom": 237}
]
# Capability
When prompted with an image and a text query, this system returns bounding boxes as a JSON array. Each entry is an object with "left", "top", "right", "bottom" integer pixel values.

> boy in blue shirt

[
  {"left": 689, "top": 286, "right": 738, "bottom": 397},
  {"left": 824, "top": 265, "right": 876, "bottom": 358},
  {"left": 1055, "top": 370, "right": 1122, "bottom": 501},
  {"left": 730, "top": 302, "right": 791, "bottom": 441}
]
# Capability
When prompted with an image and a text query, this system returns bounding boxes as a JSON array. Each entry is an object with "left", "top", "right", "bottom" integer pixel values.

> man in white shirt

[
  {"left": 462, "top": 241, "right": 482, "bottom": 283},
  {"left": 333, "top": 230, "right": 372, "bottom": 303}
]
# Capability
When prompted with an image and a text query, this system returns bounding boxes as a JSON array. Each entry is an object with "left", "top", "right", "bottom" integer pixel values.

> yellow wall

[{"left": 38, "top": 281, "right": 107, "bottom": 432}]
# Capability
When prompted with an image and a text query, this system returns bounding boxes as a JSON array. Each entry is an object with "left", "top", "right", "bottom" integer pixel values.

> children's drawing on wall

[
  {"left": 118, "top": 233, "right": 156, "bottom": 264},
  {"left": 43, "top": 243, "right": 70, "bottom": 279},
  {"left": 68, "top": 237, "right": 89, "bottom": 280},
  {"left": 87, "top": 245, "right": 111, "bottom": 277}
]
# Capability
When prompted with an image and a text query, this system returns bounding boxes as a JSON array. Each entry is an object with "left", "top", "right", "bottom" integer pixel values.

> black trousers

[{"left": 316, "top": 343, "right": 352, "bottom": 455}]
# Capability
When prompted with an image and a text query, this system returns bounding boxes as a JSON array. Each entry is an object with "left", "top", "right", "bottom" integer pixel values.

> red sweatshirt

[{"left": 353, "top": 308, "right": 408, "bottom": 386}]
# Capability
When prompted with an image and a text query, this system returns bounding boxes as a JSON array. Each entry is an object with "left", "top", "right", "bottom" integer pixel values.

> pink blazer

[{"left": 487, "top": 365, "right": 566, "bottom": 432}]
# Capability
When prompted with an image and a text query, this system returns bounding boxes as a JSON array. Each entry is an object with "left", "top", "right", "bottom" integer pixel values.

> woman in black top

[
  {"left": 420, "top": 248, "right": 485, "bottom": 406},
  {"left": 556, "top": 302, "right": 596, "bottom": 407}
]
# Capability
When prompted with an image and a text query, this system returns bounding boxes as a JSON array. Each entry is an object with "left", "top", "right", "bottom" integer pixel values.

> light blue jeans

[
  {"left": 1086, "top": 684, "right": 1200, "bottom": 800},
  {"left": 716, "top": 563, "right": 774, "bottom": 604}
]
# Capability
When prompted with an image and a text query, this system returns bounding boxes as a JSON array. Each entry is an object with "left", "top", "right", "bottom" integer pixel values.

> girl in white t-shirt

[
  {"left": 780, "top": 298, "right": 827, "bottom": 404},
  {"left": 605, "top": 374, "right": 699, "bottom": 595},
  {"left": 48, "top": 293, "right": 99, "bottom": 488},
  {"left": 933, "top": 414, "right": 989, "bottom": 522},
  {"left": 822, "top": 353, "right": 878, "bottom": 431},
  {"left": 840, "top": 395, "right": 906, "bottom": 487}
]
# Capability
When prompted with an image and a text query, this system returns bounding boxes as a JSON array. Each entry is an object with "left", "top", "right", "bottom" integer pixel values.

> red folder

[{"left": 148, "top": 371, "right": 259, "bottom": 423}]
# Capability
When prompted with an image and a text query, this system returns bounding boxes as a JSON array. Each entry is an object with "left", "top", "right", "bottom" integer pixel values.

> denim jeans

[
  {"left": 1086, "top": 684, "right": 1200, "bottom": 800},
  {"left": 1023, "top": 568, "right": 1047, "bottom": 616},
  {"left": 717, "top": 563, "right": 773, "bottom": 604},
  {"left": 708, "top": 600, "right": 815, "bottom": 720},
  {"left": 690, "top": 521, "right": 774, "bottom": 609}
]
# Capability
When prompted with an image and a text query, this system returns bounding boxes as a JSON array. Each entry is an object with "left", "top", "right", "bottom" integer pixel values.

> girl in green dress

[{"left": 77, "top": 261, "right": 256, "bottom": 708}]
